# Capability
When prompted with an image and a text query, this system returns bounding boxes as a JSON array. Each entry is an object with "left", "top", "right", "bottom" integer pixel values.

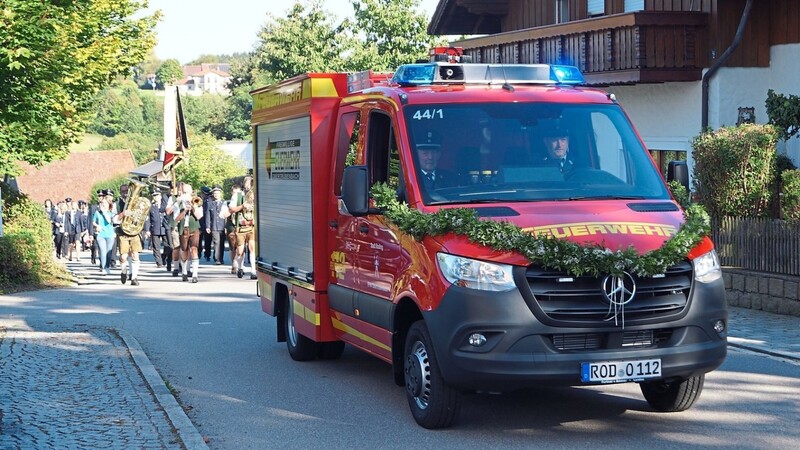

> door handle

[
  {"left": 329, "top": 220, "right": 338, "bottom": 229},
  {"left": 359, "top": 225, "right": 369, "bottom": 234}
]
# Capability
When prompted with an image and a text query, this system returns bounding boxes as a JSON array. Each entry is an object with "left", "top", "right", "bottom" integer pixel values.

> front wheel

[
  {"left": 404, "top": 321, "right": 461, "bottom": 429},
  {"left": 285, "top": 298, "right": 318, "bottom": 361},
  {"left": 640, "top": 374, "right": 705, "bottom": 412}
]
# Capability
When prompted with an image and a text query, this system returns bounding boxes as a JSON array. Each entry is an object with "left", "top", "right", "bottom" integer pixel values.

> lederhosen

[{"left": 178, "top": 208, "right": 201, "bottom": 251}]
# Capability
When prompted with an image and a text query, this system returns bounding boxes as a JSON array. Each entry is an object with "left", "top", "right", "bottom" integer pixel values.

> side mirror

[
  {"left": 667, "top": 160, "right": 689, "bottom": 192},
  {"left": 341, "top": 165, "right": 370, "bottom": 216}
]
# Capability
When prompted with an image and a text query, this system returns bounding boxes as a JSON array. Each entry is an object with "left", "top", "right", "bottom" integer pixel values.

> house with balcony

[
  {"left": 428, "top": 0, "right": 800, "bottom": 173},
  {"left": 176, "top": 63, "right": 232, "bottom": 96}
]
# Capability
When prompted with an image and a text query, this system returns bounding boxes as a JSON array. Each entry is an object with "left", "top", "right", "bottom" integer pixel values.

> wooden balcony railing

[{"left": 457, "top": 12, "right": 709, "bottom": 85}]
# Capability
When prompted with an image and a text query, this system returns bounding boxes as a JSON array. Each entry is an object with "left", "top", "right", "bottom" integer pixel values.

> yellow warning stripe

[
  {"left": 331, "top": 316, "right": 391, "bottom": 352},
  {"left": 293, "top": 299, "right": 320, "bottom": 326}
]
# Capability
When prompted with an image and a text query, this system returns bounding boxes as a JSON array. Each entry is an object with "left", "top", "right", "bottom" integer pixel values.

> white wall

[
  {"left": 710, "top": 43, "right": 800, "bottom": 165},
  {"left": 602, "top": 42, "right": 800, "bottom": 177},
  {"left": 605, "top": 81, "right": 702, "bottom": 153}
]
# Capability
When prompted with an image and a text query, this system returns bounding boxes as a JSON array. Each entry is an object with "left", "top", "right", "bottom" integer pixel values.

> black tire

[
  {"left": 317, "top": 341, "right": 346, "bottom": 360},
  {"left": 640, "top": 374, "right": 705, "bottom": 412},
  {"left": 404, "top": 321, "right": 461, "bottom": 429},
  {"left": 285, "top": 298, "right": 318, "bottom": 361}
]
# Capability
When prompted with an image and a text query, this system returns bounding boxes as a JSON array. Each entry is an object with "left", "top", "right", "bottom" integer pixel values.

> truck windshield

[{"left": 404, "top": 103, "right": 670, "bottom": 205}]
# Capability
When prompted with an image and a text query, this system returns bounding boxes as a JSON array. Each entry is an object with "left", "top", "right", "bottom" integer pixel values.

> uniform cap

[{"left": 416, "top": 130, "right": 441, "bottom": 151}]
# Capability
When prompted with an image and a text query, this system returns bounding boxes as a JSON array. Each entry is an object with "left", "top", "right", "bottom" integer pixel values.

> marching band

[{"left": 49, "top": 178, "right": 255, "bottom": 286}]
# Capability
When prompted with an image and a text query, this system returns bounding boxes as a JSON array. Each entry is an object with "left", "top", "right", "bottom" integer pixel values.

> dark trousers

[
  {"left": 150, "top": 234, "right": 164, "bottom": 266},
  {"left": 201, "top": 230, "right": 212, "bottom": 260},
  {"left": 211, "top": 230, "right": 226, "bottom": 263},
  {"left": 55, "top": 233, "right": 68, "bottom": 257},
  {"left": 162, "top": 230, "right": 173, "bottom": 266},
  {"left": 90, "top": 236, "right": 98, "bottom": 263}
]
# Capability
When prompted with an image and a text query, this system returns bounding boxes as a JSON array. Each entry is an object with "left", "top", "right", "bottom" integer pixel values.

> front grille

[
  {"left": 550, "top": 329, "right": 674, "bottom": 351},
  {"left": 526, "top": 262, "right": 692, "bottom": 324}
]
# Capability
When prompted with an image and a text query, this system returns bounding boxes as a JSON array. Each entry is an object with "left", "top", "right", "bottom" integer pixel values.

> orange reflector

[{"left": 687, "top": 236, "right": 714, "bottom": 260}]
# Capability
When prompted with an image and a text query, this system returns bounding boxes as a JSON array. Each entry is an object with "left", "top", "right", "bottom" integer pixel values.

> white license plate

[{"left": 581, "top": 359, "right": 661, "bottom": 384}]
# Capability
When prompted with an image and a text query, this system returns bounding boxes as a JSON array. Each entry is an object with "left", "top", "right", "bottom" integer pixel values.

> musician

[
  {"left": 115, "top": 189, "right": 146, "bottom": 287},
  {"left": 228, "top": 176, "right": 256, "bottom": 280},
  {"left": 165, "top": 183, "right": 184, "bottom": 277},
  {"left": 144, "top": 191, "right": 168, "bottom": 268},
  {"left": 175, "top": 183, "right": 204, "bottom": 283}
]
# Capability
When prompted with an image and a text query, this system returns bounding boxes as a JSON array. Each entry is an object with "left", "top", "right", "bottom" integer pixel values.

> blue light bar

[
  {"left": 550, "top": 65, "right": 586, "bottom": 85},
  {"left": 392, "top": 64, "right": 436, "bottom": 86},
  {"left": 392, "top": 63, "right": 585, "bottom": 86}
]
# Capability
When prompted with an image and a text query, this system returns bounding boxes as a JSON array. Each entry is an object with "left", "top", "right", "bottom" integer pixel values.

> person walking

[
  {"left": 66, "top": 200, "right": 85, "bottom": 261},
  {"left": 115, "top": 198, "right": 145, "bottom": 287},
  {"left": 92, "top": 199, "right": 115, "bottom": 275},
  {"left": 175, "top": 183, "right": 203, "bottom": 283},
  {"left": 199, "top": 186, "right": 212, "bottom": 262},
  {"left": 145, "top": 191, "right": 168, "bottom": 268},
  {"left": 87, "top": 192, "right": 101, "bottom": 265},
  {"left": 204, "top": 185, "right": 227, "bottom": 265},
  {"left": 53, "top": 201, "right": 68, "bottom": 259},
  {"left": 165, "top": 183, "right": 184, "bottom": 276},
  {"left": 229, "top": 176, "right": 256, "bottom": 280}
]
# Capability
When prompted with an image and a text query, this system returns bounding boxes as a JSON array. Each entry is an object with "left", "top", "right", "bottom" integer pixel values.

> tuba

[{"left": 120, "top": 179, "right": 151, "bottom": 236}]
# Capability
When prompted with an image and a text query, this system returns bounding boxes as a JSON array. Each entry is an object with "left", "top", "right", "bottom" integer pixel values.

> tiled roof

[{"left": 16, "top": 150, "right": 136, "bottom": 203}]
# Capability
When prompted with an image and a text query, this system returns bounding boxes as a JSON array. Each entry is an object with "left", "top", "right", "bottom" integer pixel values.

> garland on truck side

[{"left": 370, "top": 183, "right": 711, "bottom": 278}]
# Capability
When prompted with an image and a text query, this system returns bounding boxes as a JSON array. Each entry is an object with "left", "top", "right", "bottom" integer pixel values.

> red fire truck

[{"left": 250, "top": 55, "right": 727, "bottom": 428}]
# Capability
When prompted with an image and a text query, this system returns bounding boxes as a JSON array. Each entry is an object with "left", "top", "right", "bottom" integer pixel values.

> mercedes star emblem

[{"left": 602, "top": 272, "right": 637, "bottom": 306}]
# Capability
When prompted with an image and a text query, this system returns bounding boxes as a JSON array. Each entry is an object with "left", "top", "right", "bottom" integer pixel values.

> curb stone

[{"left": 116, "top": 329, "right": 209, "bottom": 450}]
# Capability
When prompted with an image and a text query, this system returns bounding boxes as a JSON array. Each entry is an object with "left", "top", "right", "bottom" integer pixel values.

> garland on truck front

[{"left": 370, "top": 183, "right": 711, "bottom": 278}]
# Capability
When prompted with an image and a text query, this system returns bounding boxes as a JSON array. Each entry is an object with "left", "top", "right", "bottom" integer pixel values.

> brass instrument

[
  {"left": 191, "top": 195, "right": 203, "bottom": 207},
  {"left": 120, "top": 179, "right": 150, "bottom": 236},
  {"left": 242, "top": 188, "right": 255, "bottom": 222}
]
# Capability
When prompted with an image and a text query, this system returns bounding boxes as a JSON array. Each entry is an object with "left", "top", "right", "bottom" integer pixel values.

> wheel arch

[
  {"left": 274, "top": 281, "right": 291, "bottom": 343},
  {"left": 392, "top": 295, "right": 423, "bottom": 386}
]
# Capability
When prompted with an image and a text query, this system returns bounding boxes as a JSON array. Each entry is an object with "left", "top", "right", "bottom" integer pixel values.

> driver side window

[{"left": 366, "top": 110, "right": 401, "bottom": 191}]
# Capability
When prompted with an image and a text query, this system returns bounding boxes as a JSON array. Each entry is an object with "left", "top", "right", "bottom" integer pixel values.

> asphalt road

[{"left": 2, "top": 257, "right": 799, "bottom": 449}]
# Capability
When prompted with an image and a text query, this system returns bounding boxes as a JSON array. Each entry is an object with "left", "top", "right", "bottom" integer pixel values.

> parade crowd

[{"left": 43, "top": 177, "right": 257, "bottom": 286}]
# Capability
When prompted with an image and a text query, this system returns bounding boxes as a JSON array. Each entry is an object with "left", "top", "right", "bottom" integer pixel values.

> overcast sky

[{"left": 143, "top": 0, "right": 440, "bottom": 63}]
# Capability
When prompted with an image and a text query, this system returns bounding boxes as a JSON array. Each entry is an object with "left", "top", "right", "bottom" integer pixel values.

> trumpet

[{"left": 192, "top": 195, "right": 203, "bottom": 207}]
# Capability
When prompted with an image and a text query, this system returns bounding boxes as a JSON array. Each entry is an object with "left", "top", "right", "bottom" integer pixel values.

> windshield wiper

[
  {"left": 428, "top": 199, "right": 510, "bottom": 205},
  {"left": 566, "top": 195, "right": 647, "bottom": 201}
]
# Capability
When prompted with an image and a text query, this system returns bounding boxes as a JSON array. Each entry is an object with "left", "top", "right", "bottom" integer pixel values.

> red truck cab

[{"left": 251, "top": 62, "right": 727, "bottom": 429}]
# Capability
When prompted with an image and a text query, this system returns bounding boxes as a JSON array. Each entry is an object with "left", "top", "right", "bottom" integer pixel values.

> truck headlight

[
  {"left": 693, "top": 249, "right": 721, "bottom": 283},
  {"left": 437, "top": 253, "right": 516, "bottom": 292}
]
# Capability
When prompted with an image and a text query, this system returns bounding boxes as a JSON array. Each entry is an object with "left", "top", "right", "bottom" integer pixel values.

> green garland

[{"left": 370, "top": 183, "right": 711, "bottom": 277}]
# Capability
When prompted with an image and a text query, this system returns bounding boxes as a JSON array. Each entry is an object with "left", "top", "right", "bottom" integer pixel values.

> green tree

[
  {"left": 183, "top": 94, "right": 226, "bottom": 135},
  {"left": 175, "top": 133, "right": 246, "bottom": 190},
  {"left": 0, "top": 0, "right": 160, "bottom": 176},
  {"left": 251, "top": 1, "right": 350, "bottom": 84},
  {"left": 89, "top": 81, "right": 146, "bottom": 136},
  {"left": 210, "top": 87, "right": 252, "bottom": 140},
  {"left": 346, "top": 0, "right": 445, "bottom": 71},
  {"left": 93, "top": 133, "right": 159, "bottom": 165},
  {"left": 155, "top": 58, "right": 184, "bottom": 88},
  {"left": 140, "top": 93, "right": 163, "bottom": 136}
]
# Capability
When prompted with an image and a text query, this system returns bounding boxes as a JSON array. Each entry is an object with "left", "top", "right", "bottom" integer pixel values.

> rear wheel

[
  {"left": 404, "top": 321, "right": 461, "bottom": 429},
  {"left": 640, "top": 374, "right": 705, "bottom": 412},
  {"left": 285, "top": 298, "right": 318, "bottom": 361}
]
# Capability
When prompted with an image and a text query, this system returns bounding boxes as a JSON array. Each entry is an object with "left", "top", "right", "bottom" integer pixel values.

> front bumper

[{"left": 422, "top": 277, "right": 728, "bottom": 392}]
